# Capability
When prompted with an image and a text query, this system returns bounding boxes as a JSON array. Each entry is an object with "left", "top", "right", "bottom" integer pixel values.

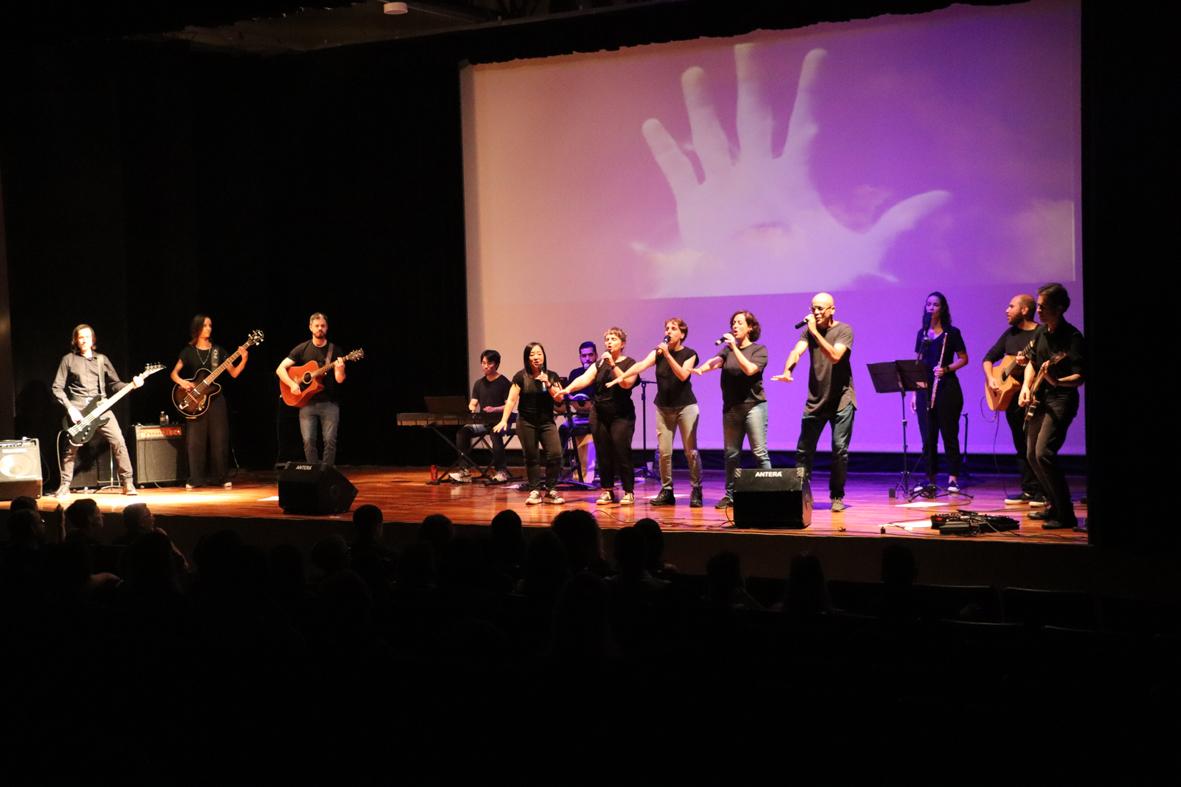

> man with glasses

[{"left": 773, "top": 292, "right": 856, "bottom": 517}]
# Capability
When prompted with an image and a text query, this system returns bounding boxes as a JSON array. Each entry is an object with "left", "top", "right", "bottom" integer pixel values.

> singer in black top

[
  {"left": 610, "top": 318, "right": 702, "bottom": 507},
  {"left": 169, "top": 315, "right": 249, "bottom": 490},
  {"left": 1018, "top": 283, "right": 1085, "bottom": 530},
  {"left": 775, "top": 292, "right": 856, "bottom": 516},
  {"left": 910, "top": 292, "right": 969, "bottom": 494},
  {"left": 495, "top": 342, "right": 566, "bottom": 505},
  {"left": 696, "top": 311, "right": 771, "bottom": 508},
  {"left": 563, "top": 328, "right": 638, "bottom": 506}
]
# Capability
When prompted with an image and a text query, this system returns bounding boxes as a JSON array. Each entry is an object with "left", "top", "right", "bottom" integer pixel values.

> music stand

[
  {"left": 633, "top": 377, "right": 660, "bottom": 479},
  {"left": 866, "top": 360, "right": 927, "bottom": 498}
]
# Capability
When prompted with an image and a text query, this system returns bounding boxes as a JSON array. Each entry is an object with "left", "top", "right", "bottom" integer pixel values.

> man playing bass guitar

[
  {"left": 276, "top": 312, "right": 346, "bottom": 465},
  {"left": 1018, "top": 283, "right": 1085, "bottom": 530},
  {"left": 51, "top": 324, "right": 144, "bottom": 497}
]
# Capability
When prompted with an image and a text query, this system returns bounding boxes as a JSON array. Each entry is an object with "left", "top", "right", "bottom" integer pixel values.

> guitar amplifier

[
  {"left": 69, "top": 438, "right": 115, "bottom": 489},
  {"left": 135, "top": 424, "right": 188, "bottom": 484},
  {"left": 0, "top": 438, "right": 43, "bottom": 500}
]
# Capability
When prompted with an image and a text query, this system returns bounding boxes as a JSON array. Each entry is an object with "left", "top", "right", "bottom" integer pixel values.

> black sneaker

[
  {"left": 689, "top": 487, "right": 703, "bottom": 508},
  {"left": 1004, "top": 491, "right": 1032, "bottom": 505},
  {"left": 1028, "top": 509, "right": 1055, "bottom": 521},
  {"left": 1041, "top": 519, "right": 1077, "bottom": 530},
  {"left": 715, "top": 495, "right": 732, "bottom": 510},
  {"left": 650, "top": 489, "right": 676, "bottom": 506}
]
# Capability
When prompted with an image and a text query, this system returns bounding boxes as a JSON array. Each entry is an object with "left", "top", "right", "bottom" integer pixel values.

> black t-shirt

[
  {"left": 567, "top": 365, "right": 595, "bottom": 397},
  {"left": 654, "top": 345, "right": 698, "bottom": 408},
  {"left": 472, "top": 374, "right": 512, "bottom": 412},
  {"left": 983, "top": 325, "right": 1039, "bottom": 364},
  {"left": 914, "top": 326, "right": 965, "bottom": 385},
  {"left": 178, "top": 344, "right": 227, "bottom": 379},
  {"left": 718, "top": 342, "right": 768, "bottom": 410},
  {"left": 593, "top": 356, "right": 637, "bottom": 418},
  {"left": 1030, "top": 319, "right": 1085, "bottom": 399},
  {"left": 512, "top": 368, "right": 562, "bottom": 424},
  {"left": 287, "top": 340, "right": 340, "bottom": 403},
  {"left": 804, "top": 323, "right": 856, "bottom": 416}
]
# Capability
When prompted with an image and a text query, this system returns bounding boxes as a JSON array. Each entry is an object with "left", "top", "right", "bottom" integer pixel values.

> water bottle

[{"left": 159, "top": 410, "right": 167, "bottom": 425}]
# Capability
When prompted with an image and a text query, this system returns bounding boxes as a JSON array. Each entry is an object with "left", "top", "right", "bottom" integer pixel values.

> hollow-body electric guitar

[{"left": 171, "top": 330, "right": 265, "bottom": 419}]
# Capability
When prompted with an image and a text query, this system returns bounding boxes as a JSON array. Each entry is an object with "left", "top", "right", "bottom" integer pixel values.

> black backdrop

[{"left": 0, "top": 1, "right": 1173, "bottom": 547}]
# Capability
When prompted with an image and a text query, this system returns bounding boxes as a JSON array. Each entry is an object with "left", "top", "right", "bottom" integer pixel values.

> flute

[{"left": 929, "top": 331, "right": 949, "bottom": 411}]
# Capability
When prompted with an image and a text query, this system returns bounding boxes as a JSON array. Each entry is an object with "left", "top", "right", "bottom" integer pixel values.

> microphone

[
  {"left": 662, "top": 335, "right": 671, "bottom": 344},
  {"left": 715, "top": 336, "right": 729, "bottom": 345},
  {"left": 793, "top": 318, "right": 808, "bottom": 329}
]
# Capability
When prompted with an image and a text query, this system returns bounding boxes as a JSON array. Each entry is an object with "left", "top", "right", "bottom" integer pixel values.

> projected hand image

[{"left": 638, "top": 45, "right": 950, "bottom": 296}]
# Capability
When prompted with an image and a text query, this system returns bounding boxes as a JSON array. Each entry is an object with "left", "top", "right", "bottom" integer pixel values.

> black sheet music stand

[{"left": 866, "top": 360, "right": 927, "bottom": 498}]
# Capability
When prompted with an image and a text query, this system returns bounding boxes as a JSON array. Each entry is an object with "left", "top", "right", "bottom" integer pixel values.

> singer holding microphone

[
  {"left": 774, "top": 292, "right": 855, "bottom": 515},
  {"left": 606, "top": 318, "right": 703, "bottom": 508},
  {"left": 562, "top": 327, "right": 638, "bottom": 505},
  {"left": 695, "top": 311, "right": 770, "bottom": 509},
  {"left": 911, "top": 291, "right": 969, "bottom": 495},
  {"left": 494, "top": 343, "right": 566, "bottom": 505}
]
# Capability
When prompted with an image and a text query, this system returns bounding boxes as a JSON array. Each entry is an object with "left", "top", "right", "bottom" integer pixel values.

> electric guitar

[
  {"left": 172, "top": 330, "right": 265, "bottom": 419},
  {"left": 1023, "top": 352, "right": 1069, "bottom": 421},
  {"left": 984, "top": 338, "right": 1036, "bottom": 411},
  {"left": 280, "top": 348, "right": 364, "bottom": 407},
  {"left": 63, "top": 363, "right": 164, "bottom": 447}
]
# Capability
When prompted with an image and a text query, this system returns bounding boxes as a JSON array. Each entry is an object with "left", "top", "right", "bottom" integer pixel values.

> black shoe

[
  {"left": 689, "top": 487, "right": 703, "bottom": 508},
  {"left": 1028, "top": 509, "right": 1054, "bottom": 521},
  {"left": 650, "top": 489, "right": 676, "bottom": 506},
  {"left": 1041, "top": 519, "right": 1077, "bottom": 530},
  {"left": 715, "top": 495, "right": 732, "bottom": 509}
]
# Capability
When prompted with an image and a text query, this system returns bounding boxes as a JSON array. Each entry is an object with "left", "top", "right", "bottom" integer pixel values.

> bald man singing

[{"left": 774, "top": 292, "right": 856, "bottom": 516}]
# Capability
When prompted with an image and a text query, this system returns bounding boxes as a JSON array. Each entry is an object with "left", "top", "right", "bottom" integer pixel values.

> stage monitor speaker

[
  {"left": 135, "top": 424, "right": 187, "bottom": 484},
  {"left": 0, "top": 438, "right": 43, "bottom": 500},
  {"left": 732, "top": 468, "right": 812, "bottom": 529},
  {"left": 278, "top": 462, "right": 357, "bottom": 515}
]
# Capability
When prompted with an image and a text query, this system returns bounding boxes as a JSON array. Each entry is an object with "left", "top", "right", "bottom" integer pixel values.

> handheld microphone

[
  {"left": 715, "top": 336, "right": 728, "bottom": 346},
  {"left": 793, "top": 318, "right": 808, "bottom": 329}
]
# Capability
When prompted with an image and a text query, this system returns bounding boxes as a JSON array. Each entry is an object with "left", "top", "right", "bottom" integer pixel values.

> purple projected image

[
  {"left": 462, "top": 0, "right": 1083, "bottom": 454},
  {"left": 636, "top": 45, "right": 951, "bottom": 296}
]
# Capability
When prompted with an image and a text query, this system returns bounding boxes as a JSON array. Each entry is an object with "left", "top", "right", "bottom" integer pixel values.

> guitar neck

[
  {"left": 199, "top": 346, "right": 245, "bottom": 387},
  {"left": 80, "top": 379, "right": 136, "bottom": 424}
]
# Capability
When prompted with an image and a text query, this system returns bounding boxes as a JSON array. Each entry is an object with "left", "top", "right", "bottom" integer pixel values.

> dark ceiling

[{"left": 1, "top": 0, "right": 673, "bottom": 54}]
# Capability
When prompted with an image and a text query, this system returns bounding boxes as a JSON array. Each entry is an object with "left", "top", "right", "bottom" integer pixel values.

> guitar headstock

[
  {"left": 344, "top": 348, "right": 365, "bottom": 362},
  {"left": 141, "top": 363, "right": 165, "bottom": 377},
  {"left": 245, "top": 329, "right": 266, "bottom": 348}
]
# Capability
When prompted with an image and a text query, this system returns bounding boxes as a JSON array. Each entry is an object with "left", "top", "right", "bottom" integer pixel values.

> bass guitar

[
  {"left": 63, "top": 363, "right": 164, "bottom": 447},
  {"left": 1023, "top": 351, "right": 1068, "bottom": 421},
  {"left": 172, "top": 330, "right": 265, "bottom": 419},
  {"left": 280, "top": 348, "right": 365, "bottom": 407},
  {"left": 984, "top": 338, "right": 1036, "bottom": 411}
]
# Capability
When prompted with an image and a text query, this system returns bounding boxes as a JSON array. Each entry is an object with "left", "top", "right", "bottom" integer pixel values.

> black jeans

[
  {"left": 516, "top": 418, "right": 562, "bottom": 490},
  {"left": 591, "top": 405, "right": 635, "bottom": 493},
  {"left": 916, "top": 376, "right": 963, "bottom": 480},
  {"left": 1005, "top": 399, "right": 1041, "bottom": 495},
  {"left": 1025, "top": 390, "right": 1078, "bottom": 525},
  {"left": 187, "top": 395, "right": 229, "bottom": 485}
]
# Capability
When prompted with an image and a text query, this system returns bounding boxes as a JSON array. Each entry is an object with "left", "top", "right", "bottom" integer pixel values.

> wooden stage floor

[{"left": 28, "top": 466, "right": 1087, "bottom": 545}]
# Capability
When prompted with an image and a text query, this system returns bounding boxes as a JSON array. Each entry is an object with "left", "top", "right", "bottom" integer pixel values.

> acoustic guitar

[
  {"left": 1023, "top": 352, "right": 1069, "bottom": 421},
  {"left": 984, "top": 338, "right": 1035, "bottom": 411},
  {"left": 280, "top": 348, "right": 364, "bottom": 407}
]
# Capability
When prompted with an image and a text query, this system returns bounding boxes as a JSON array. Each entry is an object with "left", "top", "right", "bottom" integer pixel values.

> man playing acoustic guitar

[
  {"left": 277, "top": 312, "right": 346, "bottom": 465},
  {"left": 982, "top": 294, "right": 1043, "bottom": 506}
]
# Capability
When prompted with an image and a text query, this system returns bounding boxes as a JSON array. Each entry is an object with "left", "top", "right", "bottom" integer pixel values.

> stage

[{"left": 13, "top": 465, "right": 1172, "bottom": 601}]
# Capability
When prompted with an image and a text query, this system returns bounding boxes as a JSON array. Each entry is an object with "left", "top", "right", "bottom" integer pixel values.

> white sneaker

[
  {"left": 947, "top": 480, "right": 960, "bottom": 494},
  {"left": 525, "top": 490, "right": 543, "bottom": 505},
  {"left": 490, "top": 470, "right": 510, "bottom": 483},
  {"left": 544, "top": 490, "right": 565, "bottom": 505},
  {"left": 619, "top": 492, "right": 635, "bottom": 506},
  {"left": 448, "top": 470, "right": 472, "bottom": 483},
  {"left": 596, "top": 490, "right": 616, "bottom": 505}
]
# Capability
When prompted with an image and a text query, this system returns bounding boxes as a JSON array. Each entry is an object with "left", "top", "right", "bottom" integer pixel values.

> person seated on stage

[
  {"left": 561, "top": 340, "right": 599, "bottom": 483},
  {"left": 450, "top": 349, "right": 512, "bottom": 483}
]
